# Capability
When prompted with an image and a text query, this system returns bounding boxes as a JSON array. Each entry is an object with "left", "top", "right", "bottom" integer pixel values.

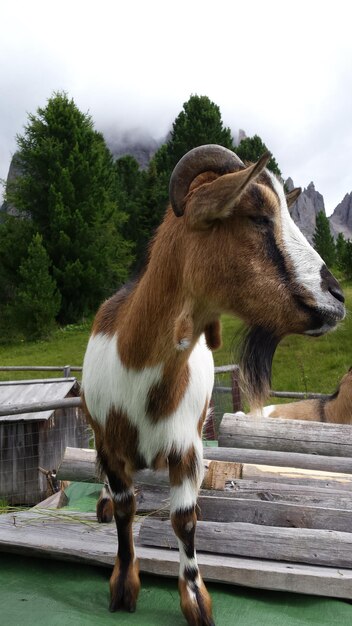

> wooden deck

[{"left": 0, "top": 506, "right": 352, "bottom": 600}]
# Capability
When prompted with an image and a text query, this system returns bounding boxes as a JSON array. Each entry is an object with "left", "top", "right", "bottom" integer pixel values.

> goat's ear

[
  {"left": 185, "top": 152, "right": 271, "bottom": 229},
  {"left": 286, "top": 187, "right": 301, "bottom": 208}
]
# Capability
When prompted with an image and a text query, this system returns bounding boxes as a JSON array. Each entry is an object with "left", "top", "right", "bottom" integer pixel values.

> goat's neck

[{"left": 118, "top": 264, "right": 216, "bottom": 371}]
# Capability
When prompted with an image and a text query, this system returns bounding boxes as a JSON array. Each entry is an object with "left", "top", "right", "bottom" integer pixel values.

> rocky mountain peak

[
  {"left": 329, "top": 192, "right": 352, "bottom": 239},
  {"left": 287, "top": 180, "right": 325, "bottom": 243}
]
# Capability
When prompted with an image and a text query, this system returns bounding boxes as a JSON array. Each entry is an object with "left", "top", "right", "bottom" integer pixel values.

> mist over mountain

[
  {"left": 105, "top": 129, "right": 163, "bottom": 169},
  {"left": 2, "top": 129, "right": 352, "bottom": 243}
]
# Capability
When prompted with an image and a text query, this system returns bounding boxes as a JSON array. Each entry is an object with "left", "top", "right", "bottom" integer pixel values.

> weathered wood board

[
  {"left": 136, "top": 485, "right": 352, "bottom": 532},
  {"left": 139, "top": 518, "right": 352, "bottom": 568},
  {"left": 219, "top": 413, "right": 352, "bottom": 457},
  {"left": 0, "top": 510, "right": 352, "bottom": 599}
]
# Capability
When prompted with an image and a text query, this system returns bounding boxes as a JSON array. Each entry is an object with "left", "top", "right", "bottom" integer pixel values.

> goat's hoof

[
  {"left": 109, "top": 561, "right": 140, "bottom": 613},
  {"left": 109, "top": 588, "right": 138, "bottom": 613},
  {"left": 179, "top": 578, "right": 215, "bottom": 626},
  {"left": 96, "top": 497, "right": 113, "bottom": 523}
]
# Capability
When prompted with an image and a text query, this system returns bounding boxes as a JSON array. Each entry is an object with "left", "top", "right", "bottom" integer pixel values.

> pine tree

[
  {"left": 164, "top": 94, "right": 234, "bottom": 169},
  {"left": 236, "top": 135, "right": 281, "bottom": 177},
  {"left": 312, "top": 211, "right": 336, "bottom": 268},
  {"left": 15, "top": 233, "right": 61, "bottom": 339},
  {"left": 139, "top": 94, "right": 236, "bottom": 262},
  {"left": 6, "top": 92, "right": 134, "bottom": 323},
  {"left": 342, "top": 239, "right": 352, "bottom": 279},
  {"left": 336, "top": 232, "right": 347, "bottom": 271}
]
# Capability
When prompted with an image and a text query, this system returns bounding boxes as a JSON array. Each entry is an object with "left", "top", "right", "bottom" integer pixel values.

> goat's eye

[{"left": 249, "top": 215, "right": 271, "bottom": 227}]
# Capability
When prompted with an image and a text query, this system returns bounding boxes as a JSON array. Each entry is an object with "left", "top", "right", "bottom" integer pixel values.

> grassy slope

[{"left": 0, "top": 284, "right": 351, "bottom": 395}]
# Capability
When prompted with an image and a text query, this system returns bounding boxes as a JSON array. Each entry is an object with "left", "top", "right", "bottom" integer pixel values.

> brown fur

[
  {"left": 96, "top": 496, "right": 114, "bottom": 523},
  {"left": 147, "top": 364, "right": 190, "bottom": 422},
  {"left": 169, "top": 446, "right": 199, "bottom": 487},
  {"left": 197, "top": 401, "right": 209, "bottom": 437},
  {"left": 204, "top": 320, "right": 222, "bottom": 350},
  {"left": 178, "top": 578, "right": 214, "bottom": 626},
  {"left": 267, "top": 369, "right": 352, "bottom": 424},
  {"left": 109, "top": 559, "right": 140, "bottom": 613}
]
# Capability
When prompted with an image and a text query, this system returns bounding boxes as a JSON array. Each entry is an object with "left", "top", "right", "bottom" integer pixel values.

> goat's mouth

[
  {"left": 294, "top": 291, "right": 345, "bottom": 336},
  {"left": 303, "top": 303, "right": 345, "bottom": 337},
  {"left": 304, "top": 302, "right": 346, "bottom": 337}
]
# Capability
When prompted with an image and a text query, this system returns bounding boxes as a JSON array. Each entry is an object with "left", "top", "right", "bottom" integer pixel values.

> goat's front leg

[
  {"left": 169, "top": 446, "right": 215, "bottom": 626},
  {"left": 103, "top": 463, "right": 140, "bottom": 613}
]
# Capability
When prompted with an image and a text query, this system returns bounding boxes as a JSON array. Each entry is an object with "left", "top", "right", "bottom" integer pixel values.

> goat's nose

[
  {"left": 329, "top": 285, "right": 345, "bottom": 304},
  {"left": 320, "top": 265, "right": 345, "bottom": 304}
]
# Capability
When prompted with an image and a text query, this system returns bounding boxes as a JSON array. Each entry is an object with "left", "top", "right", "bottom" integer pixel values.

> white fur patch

[
  {"left": 170, "top": 477, "right": 200, "bottom": 514},
  {"left": 261, "top": 405, "right": 275, "bottom": 417},
  {"left": 177, "top": 338, "right": 191, "bottom": 351},
  {"left": 267, "top": 173, "right": 344, "bottom": 325},
  {"left": 82, "top": 333, "right": 214, "bottom": 467}
]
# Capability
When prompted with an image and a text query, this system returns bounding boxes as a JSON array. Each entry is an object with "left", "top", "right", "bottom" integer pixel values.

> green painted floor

[{"left": 0, "top": 554, "right": 351, "bottom": 626}]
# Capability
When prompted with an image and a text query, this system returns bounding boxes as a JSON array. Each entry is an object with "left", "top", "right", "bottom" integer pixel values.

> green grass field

[{"left": 0, "top": 283, "right": 351, "bottom": 396}]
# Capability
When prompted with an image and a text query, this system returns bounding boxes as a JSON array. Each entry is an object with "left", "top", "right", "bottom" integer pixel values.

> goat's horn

[{"left": 169, "top": 144, "right": 244, "bottom": 217}]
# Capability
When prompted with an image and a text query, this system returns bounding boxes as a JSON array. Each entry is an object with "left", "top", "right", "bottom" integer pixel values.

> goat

[
  {"left": 81, "top": 144, "right": 345, "bottom": 626},
  {"left": 263, "top": 367, "right": 352, "bottom": 423}
]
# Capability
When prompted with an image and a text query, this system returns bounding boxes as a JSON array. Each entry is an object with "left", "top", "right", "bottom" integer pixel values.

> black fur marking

[
  {"left": 184, "top": 566, "right": 199, "bottom": 582},
  {"left": 237, "top": 326, "right": 280, "bottom": 405},
  {"left": 320, "top": 265, "right": 345, "bottom": 303},
  {"left": 263, "top": 226, "right": 291, "bottom": 286},
  {"left": 116, "top": 513, "right": 134, "bottom": 565}
]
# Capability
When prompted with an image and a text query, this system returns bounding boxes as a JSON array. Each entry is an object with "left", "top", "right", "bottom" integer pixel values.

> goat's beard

[{"left": 236, "top": 326, "right": 281, "bottom": 410}]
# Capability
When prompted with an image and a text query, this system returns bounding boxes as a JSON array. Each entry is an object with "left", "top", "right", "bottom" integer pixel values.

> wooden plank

[
  {"left": 0, "top": 510, "right": 351, "bottom": 599},
  {"left": 205, "top": 447, "right": 352, "bottom": 474},
  {"left": 139, "top": 518, "right": 352, "bottom": 567},
  {"left": 136, "top": 485, "right": 352, "bottom": 531},
  {"left": 33, "top": 490, "right": 68, "bottom": 509},
  {"left": 138, "top": 482, "right": 352, "bottom": 512},
  {"left": 242, "top": 464, "right": 352, "bottom": 490},
  {"left": 219, "top": 413, "right": 352, "bottom": 457},
  {"left": 222, "top": 479, "right": 352, "bottom": 509}
]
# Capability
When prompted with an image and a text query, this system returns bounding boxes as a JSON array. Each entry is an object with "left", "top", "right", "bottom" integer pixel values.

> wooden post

[{"left": 231, "top": 366, "right": 242, "bottom": 412}]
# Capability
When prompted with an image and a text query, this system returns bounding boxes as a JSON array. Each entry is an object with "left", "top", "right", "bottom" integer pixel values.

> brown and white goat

[
  {"left": 81, "top": 145, "right": 345, "bottom": 626},
  {"left": 263, "top": 367, "right": 352, "bottom": 423}
]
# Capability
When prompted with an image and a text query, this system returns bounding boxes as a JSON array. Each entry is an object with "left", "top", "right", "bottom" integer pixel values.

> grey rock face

[
  {"left": 288, "top": 181, "right": 325, "bottom": 243},
  {"left": 0, "top": 153, "right": 22, "bottom": 216},
  {"left": 329, "top": 193, "right": 352, "bottom": 240}
]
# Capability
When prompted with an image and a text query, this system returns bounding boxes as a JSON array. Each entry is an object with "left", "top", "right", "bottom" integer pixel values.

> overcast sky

[{"left": 1, "top": 0, "right": 352, "bottom": 214}]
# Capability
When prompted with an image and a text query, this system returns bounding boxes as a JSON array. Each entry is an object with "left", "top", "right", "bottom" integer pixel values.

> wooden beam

[
  {"left": 137, "top": 486, "right": 352, "bottom": 532},
  {"left": 137, "top": 482, "right": 352, "bottom": 513},
  {"left": 0, "top": 397, "right": 82, "bottom": 417},
  {"left": 219, "top": 413, "right": 352, "bottom": 457},
  {"left": 139, "top": 518, "right": 352, "bottom": 568}
]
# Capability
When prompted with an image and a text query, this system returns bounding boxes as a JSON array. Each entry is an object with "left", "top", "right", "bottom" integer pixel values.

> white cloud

[{"left": 1, "top": 0, "right": 352, "bottom": 213}]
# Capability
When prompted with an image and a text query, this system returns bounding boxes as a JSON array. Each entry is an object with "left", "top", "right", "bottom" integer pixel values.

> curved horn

[{"left": 169, "top": 144, "right": 244, "bottom": 217}]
